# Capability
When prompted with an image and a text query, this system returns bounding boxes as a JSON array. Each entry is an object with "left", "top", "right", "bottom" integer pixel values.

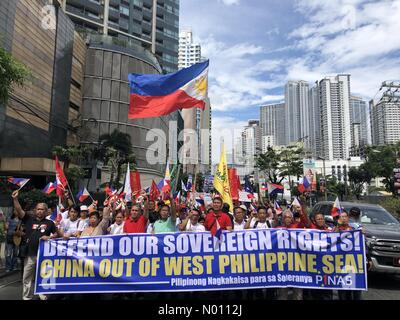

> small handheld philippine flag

[
  {"left": 7, "top": 177, "right": 30, "bottom": 189},
  {"left": 76, "top": 187, "right": 90, "bottom": 202},
  {"left": 274, "top": 201, "right": 283, "bottom": 215},
  {"left": 211, "top": 219, "right": 223, "bottom": 240},
  {"left": 42, "top": 181, "right": 56, "bottom": 194},
  {"left": 331, "top": 197, "right": 343, "bottom": 217}
]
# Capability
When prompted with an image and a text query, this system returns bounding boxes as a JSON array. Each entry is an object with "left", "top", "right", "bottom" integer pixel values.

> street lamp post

[{"left": 318, "top": 156, "right": 328, "bottom": 201}]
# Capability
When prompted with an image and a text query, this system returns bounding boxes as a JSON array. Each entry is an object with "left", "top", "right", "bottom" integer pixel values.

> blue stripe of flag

[{"left": 128, "top": 60, "right": 209, "bottom": 96}]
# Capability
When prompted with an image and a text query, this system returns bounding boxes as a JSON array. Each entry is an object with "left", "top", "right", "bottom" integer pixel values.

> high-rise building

[
  {"left": 63, "top": 0, "right": 179, "bottom": 73},
  {"left": 285, "top": 81, "right": 309, "bottom": 147},
  {"left": 349, "top": 96, "right": 371, "bottom": 156},
  {"left": 242, "top": 120, "right": 261, "bottom": 159},
  {"left": 316, "top": 75, "right": 352, "bottom": 160},
  {"left": 262, "top": 136, "right": 275, "bottom": 153},
  {"left": 260, "top": 103, "right": 285, "bottom": 146},
  {"left": 0, "top": 0, "right": 86, "bottom": 184},
  {"left": 178, "top": 28, "right": 210, "bottom": 174},
  {"left": 370, "top": 99, "right": 400, "bottom": 146},
  {"left": 308, "top": 86, "right": 321, "bottom": 158},
  {"left": 178, "top": 28, "right": 201, "bottom": 69}
]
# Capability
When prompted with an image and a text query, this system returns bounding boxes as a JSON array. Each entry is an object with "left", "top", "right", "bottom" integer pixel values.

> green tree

[
  {"left": 97, "top": 129, "right": 136, "bottom": 188},
  {"left": 52, "top": 145, "right": 91, "bottom": 169},
  {"left": 0, "top": 47, "right": 30, "bottom": 104},
  {"left": 363, "top": 143, "right": 400, "bottom": 195},
  {"left": 195, "top": 172, "right": 205, "bottom": 192},
  {"left": 18, "top": 189, "right": 58, "bottom": 211},
  {"left": 279, "top": 145, "right": 304, "bottom": 187},
  {"left": 326, "top": 176, "right": 349, "bottom": 201},
  {"left": 348, "top": 165, "right": 372, "bottom": 200},
  {"left": 256, "top": 147, "right": 283, "bottom": 184}
]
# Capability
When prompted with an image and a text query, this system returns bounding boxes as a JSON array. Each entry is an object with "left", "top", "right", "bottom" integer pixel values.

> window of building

[
  {"left": 120, "top": 6, "right": 130, "bottom": 16},
  {"left": 134, "top": 0, "right": 143, "bottom": 7}
]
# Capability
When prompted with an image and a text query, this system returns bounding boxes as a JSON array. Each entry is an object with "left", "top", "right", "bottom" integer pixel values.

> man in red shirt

[
  {"left": 274, "top": 205, "right": 310, "bottom": 229},
  {"left": 310, "top": 212, "right": 332, "bottom": 231},
  {"left": 204, "top": 197, "right": 233, "bottom": 233},
  {"left": 123, "top": 203, "right": 148, "bottom": 233}
]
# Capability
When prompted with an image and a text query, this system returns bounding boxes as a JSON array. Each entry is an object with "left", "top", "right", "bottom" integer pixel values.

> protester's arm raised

[{"left": 11, "top": 190, "right": 25, "bottom": 220}]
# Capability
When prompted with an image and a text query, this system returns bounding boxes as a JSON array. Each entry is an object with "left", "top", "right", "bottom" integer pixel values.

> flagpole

[
  {"left": 258, "top": 180, "right": 265, "bottom": 206},
  {"left": 172, "top": 164, "right": 181, "bottom": 195},
  {"left": 66, "top": 183, "right": 76, "bottom": 205}
]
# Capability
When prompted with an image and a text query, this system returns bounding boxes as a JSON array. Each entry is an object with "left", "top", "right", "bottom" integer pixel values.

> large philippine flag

[{"left": 128, "top": 60, "right": 209, "bottom": 119}]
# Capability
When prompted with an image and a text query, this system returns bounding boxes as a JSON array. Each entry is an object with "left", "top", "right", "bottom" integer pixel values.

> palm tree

[{"left": 97, "top": 129, "right": 136, "bottom": 188}]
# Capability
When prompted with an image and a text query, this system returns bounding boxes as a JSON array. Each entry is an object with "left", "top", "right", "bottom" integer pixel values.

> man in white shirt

[
  {"left": 59, "top": 205, "right": 81, "bottom": 238},
  {"left": 233, "top": 205, "right": 247, "bottom": 230},
  {"left": 245, "top": 206, "right": 273, "bottom": 229},
  {"left": 179, "top": 208, "right": 205, "bottom": 232}
]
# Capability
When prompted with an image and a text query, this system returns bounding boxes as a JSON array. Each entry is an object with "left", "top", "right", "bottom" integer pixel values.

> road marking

[{"left": 0, "top": 279, "right": 21, "bottom": 289}]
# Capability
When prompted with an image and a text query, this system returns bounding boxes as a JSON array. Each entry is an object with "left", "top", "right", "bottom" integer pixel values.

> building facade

[
  {"left": 0, "top": 0, "right": 85, "bottom": 184},
  {"left": 260, "top": 103, "right": 285, "bottom": 147},
  {"left": 63, "top": 0, "right": 179, "bottom": 73},
  {"left": 285, "top": 80, "right": 309, "bottom": 147},
  {"left": 349, "top": 95, "right": 371, "bottom": 156},
  {"left": 316, "top": 75, "right": 352, "bottom": 160},
  {"left": 262, "top": 135, "right": 275, "bottom": 153},
  {"left": 370, "top": 98, "right": 400, "bottom": 146},
  {"left": 308, "top": 86, "right": 321, "bottom": 158},
  {"left": 178, "top": 28, "right": 200, "bottom": 69}
]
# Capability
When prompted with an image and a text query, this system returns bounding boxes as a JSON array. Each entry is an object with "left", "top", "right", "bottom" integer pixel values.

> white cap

[
  {"left": 80, "top": 205, "right": 89, "bottom": 212},
  {"left": 239, "top": 205, "right": 247, "bottom": 211}
]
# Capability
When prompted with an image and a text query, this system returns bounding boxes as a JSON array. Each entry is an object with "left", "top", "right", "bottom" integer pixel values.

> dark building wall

[
  {"left": 0, "top": 0, "right": 80, "bottom": 160},
  {"left": 49, "top": 5, "right": 75, "bottom": 150},
  {"left": 65, "top": 0, "right": 179, "bottom": 73}
]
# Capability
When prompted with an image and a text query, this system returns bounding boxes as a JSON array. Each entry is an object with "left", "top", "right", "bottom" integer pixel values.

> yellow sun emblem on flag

[{"left": 194, "top": 74, "right": 208, "bottom": 97}]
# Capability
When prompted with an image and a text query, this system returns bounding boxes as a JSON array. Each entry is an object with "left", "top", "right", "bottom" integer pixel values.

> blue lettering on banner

[{"left": 34, "top": 229, "right": 367, "bottom": 294}]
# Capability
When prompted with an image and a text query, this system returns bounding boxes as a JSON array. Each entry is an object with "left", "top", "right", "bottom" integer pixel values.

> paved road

[{"left": 1, "top": 273, "right": 399, "bottom": 300}]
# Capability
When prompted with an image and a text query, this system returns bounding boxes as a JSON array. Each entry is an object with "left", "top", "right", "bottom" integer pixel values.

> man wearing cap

[
  {"left": 204, "top": 196, "right": 233, "bottom": 233},
  {"left": 77, "top": 205, "right": 89, "bottom": 234}
]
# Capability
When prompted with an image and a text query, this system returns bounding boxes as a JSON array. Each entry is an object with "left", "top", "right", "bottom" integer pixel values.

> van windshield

[{"left": 351, "top": 207, "right": 399, "bottom": 225}]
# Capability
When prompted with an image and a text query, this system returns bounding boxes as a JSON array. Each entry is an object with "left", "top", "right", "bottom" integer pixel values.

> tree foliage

[
  {"left": 52, "top": 145, "right": 92, "bottom": 169},
  {"left": 363, "top": 143, "right": 400, "bottom": 195},
  {"left": 0, "top": 47, "right": 30, "bottom": 104},
  {"left": 18, "top": 189, "right": 58, "bottom": 211},
  {"left": 97, "top": 129, "right": 136, "bottom": 188},
  {"left": 348, "top": 165, "right": 372, "bottom": 200},
  {"left": 256, "top": 145, "right": 304, "bottom": 184}
]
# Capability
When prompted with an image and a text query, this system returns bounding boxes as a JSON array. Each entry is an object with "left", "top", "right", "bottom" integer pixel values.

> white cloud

[
  {"left": 219, "top": 0, "right": 240, "bottom": 5},
  {"left": 286, "top": 0, "right": 400, "bottom": 99},
  {"left": 201, "top": 35, "right": 283, "bottom": 111}
]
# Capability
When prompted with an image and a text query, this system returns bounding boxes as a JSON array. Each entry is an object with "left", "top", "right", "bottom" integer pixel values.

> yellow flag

[{"left": 213, "top": 144, "right": 234, "bottom": 211}]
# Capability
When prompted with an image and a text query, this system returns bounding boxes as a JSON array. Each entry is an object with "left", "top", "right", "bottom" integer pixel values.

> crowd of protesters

[{"left": 4, "top": 188, "right": 366, "bottom": 301}]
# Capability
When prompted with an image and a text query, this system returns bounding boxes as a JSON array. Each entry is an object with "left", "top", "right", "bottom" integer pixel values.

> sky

[{"left": 180, "top": 0, "right": 400, "bottom": 163}]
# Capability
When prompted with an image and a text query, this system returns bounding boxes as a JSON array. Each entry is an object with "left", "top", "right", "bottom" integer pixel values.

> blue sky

[{"left": 180, "top": 0, "right": 400, "bottom": 161}]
